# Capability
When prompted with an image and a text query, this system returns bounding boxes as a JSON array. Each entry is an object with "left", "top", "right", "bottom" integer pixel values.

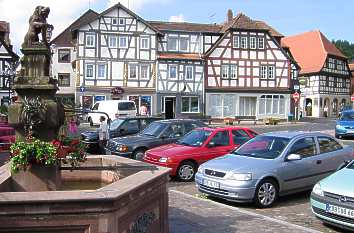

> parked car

[
  {"left": 88, "top": 100, "right": 137, "bottom": 125},
  {"left": 105, "top": 119, "right": 206, "bottom": 160},
  {"left": 335, "top": 110, "right": 354, "bottom": 138},
  {"left": 195, "top": 131, "right": 354, "bottom": 208},
  {"left": 311, "top": 160, "right": 354, "bottom": 231},
  {"left": 144, "top": 126, "right": 257, "bottom": 181},
  {"left": 81, "top": 116, "right": 162, "bottom": 154}
]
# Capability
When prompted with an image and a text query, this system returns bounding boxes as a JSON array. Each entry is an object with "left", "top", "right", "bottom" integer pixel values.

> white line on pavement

[{"left": 170, "top": 189, "right": 323, "bottom": 233}]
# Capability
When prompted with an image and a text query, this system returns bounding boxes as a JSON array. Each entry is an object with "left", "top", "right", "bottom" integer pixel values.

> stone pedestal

[{"left": 11, "top": 164, "right": 61, "bottom": 191}]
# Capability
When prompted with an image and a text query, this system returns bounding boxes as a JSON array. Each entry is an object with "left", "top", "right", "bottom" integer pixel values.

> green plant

[{"left": 0, "top": 105, "right": 8, "bottom": 115}]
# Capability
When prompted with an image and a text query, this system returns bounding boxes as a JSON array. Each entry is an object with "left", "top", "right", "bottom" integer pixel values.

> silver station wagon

[{"left": 195, "top": 131, "right": 354, "bottom": 208}]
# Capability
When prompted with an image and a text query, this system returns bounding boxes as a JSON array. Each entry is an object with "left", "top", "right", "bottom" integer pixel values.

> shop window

[
  {"left": 58, "top": 73, "right": 70, "bottom": 87},
  {"left": 181, "top": 97, "right": 199, "bottom": 113}
]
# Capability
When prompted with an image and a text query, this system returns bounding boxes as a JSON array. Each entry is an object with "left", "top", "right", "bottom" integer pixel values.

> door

[
  {"left": 280, "top": 137, "right": 318, "bottom": 192},
  {"left": 165, "top": 97, "right": 176, "bottom": 119},
  {"left": 200, "top": 130, "right": 233, "bottom": 163}
]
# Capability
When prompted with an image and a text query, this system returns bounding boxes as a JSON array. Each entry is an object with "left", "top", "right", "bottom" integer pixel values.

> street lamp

[{"left": 0, "top": 61, "right": 19, "bottom": 105}]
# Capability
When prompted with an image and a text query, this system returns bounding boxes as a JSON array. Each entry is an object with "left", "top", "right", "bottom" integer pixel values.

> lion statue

[{"left": 22, "top": 6, "right": 54, "bottom": 48}]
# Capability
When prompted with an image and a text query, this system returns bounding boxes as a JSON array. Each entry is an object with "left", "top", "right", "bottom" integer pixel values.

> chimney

[{"left": 227, "top": 9, "right": 233, "bottom": 23}]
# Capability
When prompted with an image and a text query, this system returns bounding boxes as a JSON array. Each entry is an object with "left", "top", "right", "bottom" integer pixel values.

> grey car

[{"left": 195, "top": 131, "right": 354, "bottom": 208}]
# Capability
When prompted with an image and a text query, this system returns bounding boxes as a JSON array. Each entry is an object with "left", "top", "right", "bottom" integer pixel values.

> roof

[
  {"left": 51, "top": 9, "right": 98, "bottom": 46},
  {"left": 281, "top": 31, "right": 347, "bottom": 75},
  {"left": 157, "top": 52, "right": 202, "bottom": 61},
  {"left": 263, "top": 131, "right": 331, "bottom": 138},
  {"left": 221, "top": 13, "right": 283, "bottom": 37},
  {"left": 71, "top": 3, "right": 162, "bottom": 35},
  {"left": 148, "top": 21, "right": 222, "bottom": 33}
]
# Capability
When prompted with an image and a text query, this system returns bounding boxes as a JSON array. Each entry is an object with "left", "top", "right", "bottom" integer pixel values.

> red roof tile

[
  {"left": 157, "top": 53, "right": 202, "bottom": 61},
  {"left": 282, "top": 31, "right": 347, "bottom": 74}
]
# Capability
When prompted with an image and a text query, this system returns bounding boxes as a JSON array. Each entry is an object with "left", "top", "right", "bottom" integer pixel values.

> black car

[
  {"left": 105, "top": 119, "right": 207, "bottom": 160},
  {"left": 81, "top": 116, "right": 162, "bottom": 153}
]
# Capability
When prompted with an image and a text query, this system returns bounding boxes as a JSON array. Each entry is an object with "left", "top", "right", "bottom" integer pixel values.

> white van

[{"left": 88, "top": 100, "right": 137, "bottom": 125}]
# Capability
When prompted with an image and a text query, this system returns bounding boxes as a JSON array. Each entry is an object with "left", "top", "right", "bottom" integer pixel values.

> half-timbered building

[
  {"left": 72, "top": 3, "right": 161, "bottom": 114},
  {"left": 349, "top": 62, "right": 354, "bottom": 96},
  {"left": 204, "top": 11, "right": 299, "bottom": 120},
  {"left": 0, "top": 21, "right": 19, "bottom": 106},
  {"left": 51, "top": 10, "right": 98, "bottom": 106},
  {"left": 149, "top": 21, "right": 221, "bottom": 118},
  {"left": 282, "top": 31, "right": 351, "bottom": 117}
]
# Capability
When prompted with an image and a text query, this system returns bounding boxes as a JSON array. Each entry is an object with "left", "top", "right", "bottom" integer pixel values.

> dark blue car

[{"left": 335, "top": 110, "right": 354, "bottom": 138}]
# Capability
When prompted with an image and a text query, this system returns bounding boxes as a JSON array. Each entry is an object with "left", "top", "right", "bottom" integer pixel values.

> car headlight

[
  {"left": 117, "top": 145, "right": 129, "bottom": 153},
  {"left": 197, "top": 166, "right": 204, "bottom": 174},
  {"left": 159, "top": 157, "right": 168, "bottom": 163},
  {"left": 228, "top": 173, "right": 252, "bottom": 181},
  {"left": 312, "top": 183, "right": 324, "bottom": 197},
  {"left": 336, "top": 125, "right": 345, "bottom": 130}
]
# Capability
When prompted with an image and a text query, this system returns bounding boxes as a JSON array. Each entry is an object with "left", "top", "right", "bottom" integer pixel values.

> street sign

[
  {"left": 351, "top": 95, "right": 354, "bottom": 101},
  {"left": 80, "top": 86, "right": 85, "bottom": 93},
  {"left": 292, "top": 92, "right": 300, "bottom": 103}
]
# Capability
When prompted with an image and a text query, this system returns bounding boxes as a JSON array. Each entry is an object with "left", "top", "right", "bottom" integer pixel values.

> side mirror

[
  {"left": 207, "top": 141, "right": 216, "bottom": 148},
  {"left": 286, "top": 154, "right": 302, "bottom": 161}
]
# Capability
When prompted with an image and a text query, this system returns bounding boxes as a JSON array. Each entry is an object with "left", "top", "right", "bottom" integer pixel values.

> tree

[{"left": 332, "top": 39, "right": 354, "bottom": 62}]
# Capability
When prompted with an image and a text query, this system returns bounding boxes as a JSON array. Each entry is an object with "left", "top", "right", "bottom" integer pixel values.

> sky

[{"left": 1, "top": 0, "right": 353, "bottom": 53}]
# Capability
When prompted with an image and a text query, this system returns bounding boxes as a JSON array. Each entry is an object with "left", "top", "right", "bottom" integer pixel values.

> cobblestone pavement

[{"left": 169, "top": 190, "right": 321, "bottom": 233}]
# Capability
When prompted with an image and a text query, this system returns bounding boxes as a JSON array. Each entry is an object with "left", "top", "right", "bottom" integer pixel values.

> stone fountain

[{"left": 0, "top": 7, "right": 169, "bottom": 233}]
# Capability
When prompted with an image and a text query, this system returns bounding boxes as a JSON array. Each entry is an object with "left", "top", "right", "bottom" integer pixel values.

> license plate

[
  {"left": 326, "top": 204, "right": 354, "bottom": 219},
  {"left": 203, "top": 179, "right": 220, "bottom": 189}
]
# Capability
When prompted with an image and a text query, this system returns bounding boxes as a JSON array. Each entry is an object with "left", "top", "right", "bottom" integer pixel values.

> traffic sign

[
  {"left": 351, "top": 95, "right": 354, "bottom": 101},
  {"left": 292, "top": 92, "right": 300, "bottom": 103},
  {"left": 80, "top": 86, "right": 85, "bottom": 93}
]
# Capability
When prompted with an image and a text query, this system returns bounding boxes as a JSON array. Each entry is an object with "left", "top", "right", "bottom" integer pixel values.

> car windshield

[
  {"left": 340, "top": 112, "right": 354, "bottom": 121},
  {"left": 232, "top": 136, "right": 290, "bottom": 159},
  {"left": 176, "top": 129, "right": 212, "bottom": 147},
  {"left": 141, "top": 122, "right": 167, "bottom": 137},
  {"left": 110, "top": 119, "right": 125, "bottom": 131}
]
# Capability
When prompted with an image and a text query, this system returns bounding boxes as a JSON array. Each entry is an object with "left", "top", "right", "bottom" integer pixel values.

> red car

[{"left": 143, "top": 126, "right": 257, "bottom": 181}]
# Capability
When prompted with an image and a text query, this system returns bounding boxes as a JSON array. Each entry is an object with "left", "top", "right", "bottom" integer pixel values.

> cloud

[
  {"left": 169, "top": 14, "right": 185, "bottom": 22},
  {"left": 108, "top": 0, "right": 168, "bottom": 11},
  {"left": 0, "top": 0, "right": 96, "bottom": 53}
]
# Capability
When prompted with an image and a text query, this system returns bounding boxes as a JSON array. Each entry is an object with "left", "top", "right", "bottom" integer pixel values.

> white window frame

[
  {"left": 185, "top": 66, "right": 193, "bottom": 80},
  {"left": 179, "top": 36, "right": 189, "bottom": 52},
  {"left": 86, "top": 34, "right": 95, "bottom": 47},
  {"left": 119, "top": 18, "right": 125, "bottom": 26},
  {"left": 85, "top": 64, "right": 94, "bottom": 79},
  {"left": 119, "top": 36, "right": 128, "bottom": 48},
  {"left": 260, "top": 66, "right": 267, "bottom": 79},
  {"left": 108, "top": 36, "right": 117, "bottom": 48},
  {"left": 233, "top": 35, "right": 240, "bottom": 48},
  {"left": 259, "top": 95, "right": 285, "bottom": 115},
  {"left": 250, "top": 37, "right": 256, "bottom": 49},
  {"left": 181, "top": 96, "right": 200, "bottom": 113},
  {"left": 240, "top": 37, "right": 247, "bottom": 49},
  {"left": 230, "top": 65, "right": 237, "bottom": 79},
  {"left": 258, "top": 37, "right": 264, "bottom": 49},
  {"left": 112, "top": 18, "right": 118, "bottom": 25},
  {"left": 140, "top": 64, "right": 149, "bottom": 80},
  {"left": 268, "top": 66, "right": 275, "bottom": 79},
  {"left": 167, "top": 36, "right": 178, "bottom": 51},
  {"left": 140, "top": 36, "right": 150, "bottom": 49},
  {"left": 97, "top": 64, "right": 106, "bottom": 79},
  {"left": 169, "top": 65, "right": 178, "bottom": 80},
  {"left": 129, "top": 64, "right": 138, "bottom": 79},
  {"left": 221, "top": 65, "right": 229, "bottom": 79}
]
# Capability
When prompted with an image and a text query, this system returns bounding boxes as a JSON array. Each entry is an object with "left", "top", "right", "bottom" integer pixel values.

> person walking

[
  {"left": 139, "top": 104, "right": 148, "bottom": 116},
  {"left": 97, "top": 116, "right": 109, "bottom": 154}
]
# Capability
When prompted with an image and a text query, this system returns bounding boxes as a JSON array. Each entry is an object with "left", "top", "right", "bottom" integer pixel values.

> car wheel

[
  {"left": 89, "top": 118, "right": 94, "bottom": 127},
  {"left": 254, "top": 179, "right": 278, "bottom": 208},
  {"left": 133, "top": 149, "right": 146, "bottom": 161},
  {"left": 177, "top": 161, "right": 196, "bottom": 182}
]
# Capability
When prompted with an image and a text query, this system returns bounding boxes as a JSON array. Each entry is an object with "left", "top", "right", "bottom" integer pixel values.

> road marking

[{"left": 170, "top": 189, "right": 322, "bottom": 233}]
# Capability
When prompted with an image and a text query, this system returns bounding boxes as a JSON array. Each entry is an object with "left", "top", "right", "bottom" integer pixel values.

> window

[
  {"left": 221, "top": 64, "right": 237, "bottom": 79},
  {"left": 184, "top": 122, "right": 200, "bottom": 133},
  {"left": 221, "top": 65, "right": 229, "bottom": 79},
  {"left": 109, "top": 36, "right": 117, "bottom": 48},
  {"left": 260, "top": 66, "right": 267, "bottom": 79},
  {"left": 169, "top": 65, "right": 177, "bottom": 79},
  {"left": 180, "top": 37, "right": 189, "bottom": 51},
  {"left": 163, "top": 123, "right": 184, "bottom": 138},
  {"left": 268, "top": 66, "right": 275, "bottom": 79},
  {"left": 337, "top": 60, "right": 344, "bottom": 71},
  {"left": 119, "top": 36, "right": 127, "bottom": 48},
  {"left": 230, "top": 65, "right": 237, "bottom": 79},
  {"left": 58, "top": 49, "right": 70, "bottom": 63},
  {"left": 58, "top": 73, "right": 70, "bottom": 87},
  {"left": 140, "top": 37, "right": 149, "bottom": 49},
  {"left": 141, "top": 65, "right": 149, "bottom": 79},
  {"left": 185, "top": 66, "right": 193, "bottom": 80},
  {"left": 272, "top": 95, "right": 279, "bottom": 114},
  {"left": 258, "top": 37, "right": 264, "bottom": 49},
  {"left": 250, "top": 37, "right": 256, "bottom": 49},
  {"left": 112, "top": 18, "right": 118, "bottom": 25},
  {"left": 288, "top": 137, "right": 317, "bottom": 158},
  {"left": 260, "top": 66, "right": 275, "bottom": 79},
  {"left": 259, "top": 95, "right": 285, "bottom": 115},
  {"left": 118, "top": 102, "right": 136, "bottom": 111},
  {"left": 240, "top": 37, "right": 247, "bottom": 49},
  {"left": 233, "top": 35, "right": 240, "bottom": 48},
  {"left": 121, "top": 119, "right": 139, "bottom": 134},
  {"left": 318, "top": 137, "right": 343, "bottom": 153},
  {"left": 181, "top": 97, "right": 199, "bottom": 113},
  {"left": 86, "top": 34, "right": 95, "bottom": 47},
  {"left": 209, "top": 131, "right": 230, "bottom": 146},
  {"left": 86, "top": 64, "right": 94, "bottom": 78},
  {"left": 97, "top": 64, "right": 106, "bottom": 79},
  {"left": 167, "top": 36, "right": 178, "bottom": 51},
  {"left": 129, "top": 64, "right": 138, "bottom": 79},
  {"left": 119, "top": 18, "right": 125, "bottom": 25},
  {"left": 232, "top": 130, "right": 251, "bottom": 145},
  {"left": 328, "top": 58, "right": 336, "bottom": 69}
]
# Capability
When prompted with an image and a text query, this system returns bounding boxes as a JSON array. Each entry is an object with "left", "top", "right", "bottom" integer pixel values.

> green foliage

[
  {"left": 332, "top": 39, "right": 354, "bottom": 61},
  {"left": 0, "top": 105, "right": 8, "bottom": 115}
]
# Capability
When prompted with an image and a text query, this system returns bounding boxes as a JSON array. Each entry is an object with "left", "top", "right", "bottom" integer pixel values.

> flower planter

[
  {"left": 11, "top": 164, "right": 61, "bottom": 191},
  {"left": 224, "top": 117, "right": 234, "bottom": 125}
]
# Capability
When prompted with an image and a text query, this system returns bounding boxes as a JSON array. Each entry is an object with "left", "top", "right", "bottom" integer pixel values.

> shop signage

[{"left": 111, "top": 87, "right": 125, "bottom": 95}]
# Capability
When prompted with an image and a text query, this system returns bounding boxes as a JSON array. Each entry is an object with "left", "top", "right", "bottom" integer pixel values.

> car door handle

[{"left": 316, "top": 160, "right": 322, "bottom": 165}]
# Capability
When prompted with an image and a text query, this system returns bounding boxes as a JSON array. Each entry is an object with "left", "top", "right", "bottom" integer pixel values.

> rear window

[{"left": 118, "top": 102, "right": 136, "bottom": 111}]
